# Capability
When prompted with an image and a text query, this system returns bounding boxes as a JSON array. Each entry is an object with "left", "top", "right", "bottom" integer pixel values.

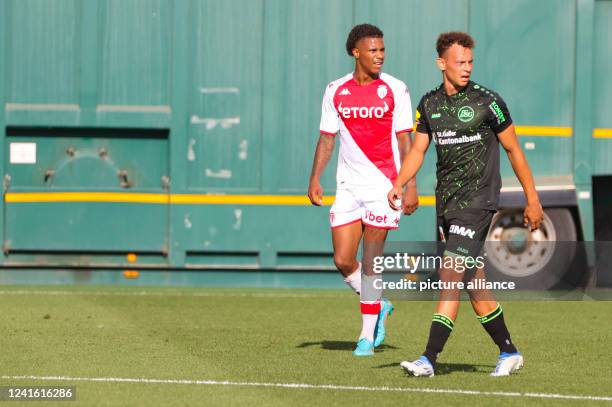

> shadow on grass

[
  {"left": 297, "top": 340, "right": 399, "bottom": 351},
  {"left": 375, "top": 362, "right": 402, "bottom": 369},
  {"left": 437, "top": 362, "right": 495, "bottom": 375},
  {"left": 378, "top": 362, "right": 495, "bottom": 375}
]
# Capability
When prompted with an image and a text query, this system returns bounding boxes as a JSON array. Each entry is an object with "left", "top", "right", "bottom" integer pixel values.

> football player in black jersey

[{"left": 388, "top": 32, "right": 543, "bottom": 377}]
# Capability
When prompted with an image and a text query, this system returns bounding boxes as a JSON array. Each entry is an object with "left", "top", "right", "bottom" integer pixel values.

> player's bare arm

[
  {"left": 388, "top": 131, "right": 430, "bottom": 210},
  {"left": 396, "top": 131, "right": 418, "bottom": 215},
  {"left": 497, "top": 124, "right": 544, "bottom": 230},
  {"left": 308, "top": 133, "right": 336, "bottom": 206}
]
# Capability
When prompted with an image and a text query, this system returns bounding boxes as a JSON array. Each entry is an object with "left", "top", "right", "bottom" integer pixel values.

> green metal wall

[
  {"left": 472, "top": 0, "right": 576, "bottom": 180},
  {"left": 593, "top": 0, "right": 612, "bottom": 174},
  {"left": 0, "top": 0, "right": 609, "bottom": 269}
]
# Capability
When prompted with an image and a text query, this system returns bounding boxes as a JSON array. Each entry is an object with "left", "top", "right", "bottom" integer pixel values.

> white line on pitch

[
  {"left": 1, "top": 375, "right": 611, "bottom": 402},
  {"left": 0, "top": 290, "right": 340, "bottom": 299}
]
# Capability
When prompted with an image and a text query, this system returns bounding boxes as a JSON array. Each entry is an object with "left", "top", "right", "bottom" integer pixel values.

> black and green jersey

[{"left": 415, "top": 81, "right": 512, "bottom": 214}]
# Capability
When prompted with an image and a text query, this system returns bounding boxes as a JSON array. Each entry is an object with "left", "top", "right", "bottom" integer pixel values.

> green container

[{"left": 0, "top": 0, "right": 609, "bottom": 277}]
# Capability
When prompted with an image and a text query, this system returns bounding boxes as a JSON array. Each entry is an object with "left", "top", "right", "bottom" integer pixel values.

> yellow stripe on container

[
  {"left": 169, "top": 194, "right": 335, "bottom": 205},
  {"left": 4, "top": 192, "right": 168, "bottom": 204},
  {"left": 514, "top": 126, "right": 573, "bottom": 137},
  {"left": 593, "top": 128, "right": 612, "bottom": 138},
  {"left": 4, "top": 192, "right": 322, "bottom": 205},
  {"left": 4, "top": 192, "right": 437, "bottom": 207}
]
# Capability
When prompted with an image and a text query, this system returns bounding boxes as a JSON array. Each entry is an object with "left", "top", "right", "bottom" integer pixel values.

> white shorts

[{"left": 329, "top": 185, "right": 402, "bottom": 230}]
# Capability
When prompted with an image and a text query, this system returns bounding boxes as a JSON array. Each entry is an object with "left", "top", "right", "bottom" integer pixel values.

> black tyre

[{"left": 484, "top": 208, "right": 577, "bottom": 289}]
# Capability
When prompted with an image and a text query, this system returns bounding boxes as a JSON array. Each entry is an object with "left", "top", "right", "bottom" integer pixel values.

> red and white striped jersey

[{"left": 320, "top": 72, "right": 413, "bottom": 187}]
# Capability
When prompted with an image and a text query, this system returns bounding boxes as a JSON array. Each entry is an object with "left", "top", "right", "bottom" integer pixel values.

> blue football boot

[
  {"left": 400, "top": 356, "right": 435, "bottom": 377},
  {"left": 373, "top": 299, "right": 394, "bottom": 347},
  {"left": 490, "top": 352, "right": 524, "bottom": 376},
  {"left": 353, "top": 338, "right": 374, "bottom": 356}
]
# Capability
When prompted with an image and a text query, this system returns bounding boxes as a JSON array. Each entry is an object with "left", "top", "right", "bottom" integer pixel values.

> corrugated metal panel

[
  {"left": 99, "top": 0, "right": 171, "bottom": 107},
  {"left": 470, "top": 0, "right": 576, "bottom": 182},
  {"left": 593, "top": 0, "right": 612, "bottom": 175},
  {"left": 187, "top": 0, "right": 264, "bottom": 191},
  {"left": 7, "top": 0, "right": 80, "bottom": 104},
  {"left": 263, "top": 0, "right": 353, "bottom": 193},
  {"left": 470, "top": 0, "right": 576, "bottom": 126}
]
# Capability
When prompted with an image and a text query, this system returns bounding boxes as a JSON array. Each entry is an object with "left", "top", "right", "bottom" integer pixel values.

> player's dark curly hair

[
  {"left": 346, "top": 24, "right": 383, "bottom": 56},
  {"left": 436, "top": 32, "right": 475, "bottom": 56}
]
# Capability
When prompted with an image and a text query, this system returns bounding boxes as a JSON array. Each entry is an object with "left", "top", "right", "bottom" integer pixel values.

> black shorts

[{"left": 437, "top": 208, "right": 494, "bottom": 261}]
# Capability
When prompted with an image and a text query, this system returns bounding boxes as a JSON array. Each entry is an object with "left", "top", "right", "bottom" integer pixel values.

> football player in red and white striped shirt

[{"left": 308, "top": 24, "right": 418, "bottom": 356}]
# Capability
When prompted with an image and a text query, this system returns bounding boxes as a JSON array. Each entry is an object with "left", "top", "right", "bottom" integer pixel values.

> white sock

[
  {"left": 359, "top": 313, "right": 378, "bottom": 342},
  {"left": 343, "top": 262, "right": 361, "bottom": 295}
]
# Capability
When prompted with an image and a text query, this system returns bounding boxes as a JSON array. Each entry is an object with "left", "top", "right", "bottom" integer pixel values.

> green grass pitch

[{"left": 0, "top": 285, "right": 611, "bottom": 406}]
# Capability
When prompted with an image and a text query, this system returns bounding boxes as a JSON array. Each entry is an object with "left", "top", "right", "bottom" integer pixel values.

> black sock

[
  {"left": 423, "top": 313, "right": 454, "bottom": 366},
  {"left": 478, "top": 304, "right": 518, "bottom": 354}
]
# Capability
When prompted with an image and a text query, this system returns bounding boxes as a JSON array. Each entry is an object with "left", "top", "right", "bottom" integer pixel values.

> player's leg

[
  {"left": 359, "top": 225, "right": 389, "bottom": 339},
  {"left": 401, "top": 254, "right": 462, "bottom": 377},
  {"left": 466, "top": 266, "right": 497, "bottom": 315},
  {"left": 467, "top": 267, "right": 523, "bottom": 376},
  {"left": 468, "top": 268, "right": 517, "bottom": 352},
  {"left": 423, "top": 257, "right": 463, "bottom": 359},
  {"left": 403, "top": 210, "right": 479, "bottom": 377},
  {"left": 332, "top": 221, "right": 363, "bottom": 286},
  {"left": 360, "top": 189, "right": 402, "bottom": 349},
  {"left": 456, "top": 209, "right": 522, "bottom": 376},
  {"left": 330, "top": 188, "right": 364, "bottom": 294},
  {"left": 329, "top": 187, "right": 378, "bottom": 355},
  {"left": 427, "top": 212, "right": 464, "bottom": 362},
  {"left": 349, "top": 226, "right": 387, "bottom": 356}
]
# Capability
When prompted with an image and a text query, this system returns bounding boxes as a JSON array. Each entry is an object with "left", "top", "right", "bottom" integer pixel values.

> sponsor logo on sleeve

[{"left": 489, "top": 101, "right": 506, "bottom": 124}]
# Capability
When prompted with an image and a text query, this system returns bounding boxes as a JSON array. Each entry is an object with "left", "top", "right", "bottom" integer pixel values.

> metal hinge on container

[{"left": 117, "top": 170, "right": 132, "bottom": 188}]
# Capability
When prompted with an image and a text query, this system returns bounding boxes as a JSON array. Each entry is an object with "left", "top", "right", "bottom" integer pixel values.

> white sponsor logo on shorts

[
  {"left": 365, "top": 210, "right": 389, "bottom": 225},
  {"left": 449, "top": 225, "right": 476, "bottom": 239}
]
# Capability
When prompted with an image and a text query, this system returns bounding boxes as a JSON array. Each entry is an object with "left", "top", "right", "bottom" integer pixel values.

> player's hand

[
  {"left": 402, "top": 185, "right": 419, "bottom": 215},
  {"left": 308, "top": 178, "right": 324, "bottom": 206},
  {"left": 387, "top": 185, "right": 403, "bottom": 211},
  {"left": 524, "top": 200, "right": 543, "bottom": 231}
]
